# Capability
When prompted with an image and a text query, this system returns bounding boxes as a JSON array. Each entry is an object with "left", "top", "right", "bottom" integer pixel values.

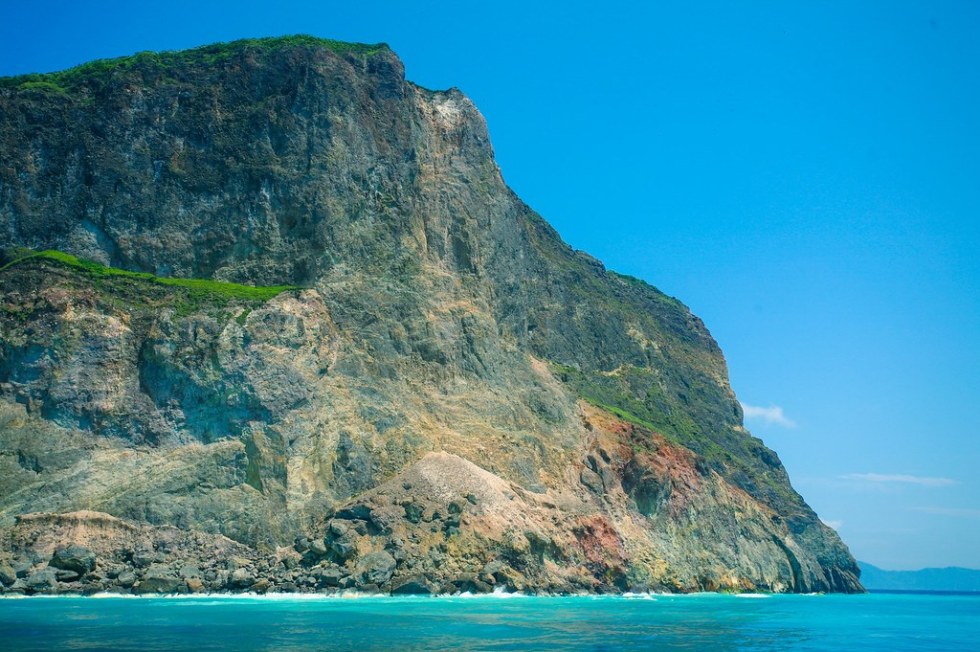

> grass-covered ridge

[
  {"left": 0, "top": 35, "right": 389, "bottom": 93},
  {"left": 1, "top": 249, "right": 301, "bottom": 304}
]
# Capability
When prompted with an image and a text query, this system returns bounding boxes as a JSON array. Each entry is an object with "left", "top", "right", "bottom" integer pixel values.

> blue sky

[{"left": 2, "top": 1, "right": 978, "bottom": 570}]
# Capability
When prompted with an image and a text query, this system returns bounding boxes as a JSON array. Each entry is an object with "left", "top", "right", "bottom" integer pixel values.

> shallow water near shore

[{"left": 2, "top": 592, "right": 978, "bottom": 650}]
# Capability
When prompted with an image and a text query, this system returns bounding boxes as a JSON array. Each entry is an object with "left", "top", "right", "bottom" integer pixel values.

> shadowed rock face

[{"left": 0, "top": 36, "right": 861, "bottom": 594}]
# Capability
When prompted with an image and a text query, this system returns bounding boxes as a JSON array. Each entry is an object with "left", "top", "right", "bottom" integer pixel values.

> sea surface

[{"left": 1, "top": 592, "right": 978, "bottom": 651}]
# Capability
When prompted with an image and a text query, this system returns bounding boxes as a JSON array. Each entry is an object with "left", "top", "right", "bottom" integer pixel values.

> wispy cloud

[
  {"left": 913, "top": 507, "right": 980, "bottom": 518},
  {"left": 821, "top": 519, "right": 844, "bottom": 531},
  {"left": 841, "top": 473, "right": 956, "bottom": 487},
  {"left": 739, "top": 402, "right": 796, "bottom": 428}
]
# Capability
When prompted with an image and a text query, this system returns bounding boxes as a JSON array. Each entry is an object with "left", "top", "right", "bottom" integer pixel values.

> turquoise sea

[{"left": 1, "top": 592, "right": 978, "bottom": 651}]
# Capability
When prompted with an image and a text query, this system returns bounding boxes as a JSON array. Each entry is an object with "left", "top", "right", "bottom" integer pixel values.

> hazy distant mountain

[{"left": 860, "top": 562, "right": 980, "bottom": 592}]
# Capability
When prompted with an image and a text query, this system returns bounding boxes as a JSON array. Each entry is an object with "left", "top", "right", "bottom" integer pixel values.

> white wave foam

[{"left": 1, "top": 590, "right": 797, "bottom": 601}]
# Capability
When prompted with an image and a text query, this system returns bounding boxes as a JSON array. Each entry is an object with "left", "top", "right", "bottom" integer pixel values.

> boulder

[
  {"left": 0, "top": 563, "right": 16, "bottom": 586},
  {"left": 117, "top": 570, "right": 136, "bottom": 587},
  {"left": 328, "top": 520, "right": 352, "bottom": 538},
  {"left": 317, "top": 567, "right": 343, "bottom": 587},
  {"left": 335, "top": 505, "right": 373, "bottom": 521},
  {"left": 391, "top": 576, "right": 434, "bottom": 595},
  {"left": 293, "top": 537, "right": 311, "bottom": 553},
  {"left": 351, "top": 521, "right": 369, "bottom": 536},
  {"left": 250, "top": 578, "right": 272, "bottom": 594},
  {"left": 49, "top": 545, "right": 96, "bottom": 575},
  {"left": 131, "top": 552, "right": 156, "bottom": 568},
  {"left": 356, "top": 551, "right": 396, "bottom": 587},
  {"left": 54, "top": 569, "right": 80, "bottom": 582},
  {"left": 25, "top": 569, "right": 59, "bottom": 593},
  {"left": 135, "top": 576, "right": 181, "bottom": 594},
  {"left": 330, "top": 540, "right": 357, "bottom": 560},
  {"left": 13, "top": 559, "right": 33, "bottom": 578},
  {"left": 325, "top": 522, "right": 359, "bottom": 560},
  {"left": 454, "top": 574, "right": 493, "bottom": 594},
  {"left": 179, "top": 564, "right": 202, "bottom": 579},
  {"left": 229, "top": 567, "right": 255, "bottom": 588},
  {"left": 135, "top": 564, "right": 181, "bottom": 594},
  {"left": 439, "top": 582, "right": 458, "bottom": 595},
  {"left": 308, "top": 539, "right": 328, "bottom": 558}
]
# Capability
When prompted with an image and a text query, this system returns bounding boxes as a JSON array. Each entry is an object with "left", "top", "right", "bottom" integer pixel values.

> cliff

[{"left": 0, "top": 36, "right": 861, "bottom": 594}]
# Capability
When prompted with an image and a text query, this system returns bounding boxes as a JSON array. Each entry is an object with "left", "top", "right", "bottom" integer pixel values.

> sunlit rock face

[{"left": 0, "top": 37, "right": 861, "bottom": 594}]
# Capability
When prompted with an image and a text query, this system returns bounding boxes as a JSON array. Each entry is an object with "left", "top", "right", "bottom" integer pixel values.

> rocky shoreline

[{"left": 0, "top": 512, "right": 505, "bottom": 597}]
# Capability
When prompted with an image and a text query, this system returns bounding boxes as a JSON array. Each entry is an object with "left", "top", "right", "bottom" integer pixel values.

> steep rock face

[{"left": 0, "top": 37, "right": 861, "bottom": 593}]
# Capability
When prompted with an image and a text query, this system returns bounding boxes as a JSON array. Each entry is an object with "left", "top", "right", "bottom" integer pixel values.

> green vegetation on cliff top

[{"left": 0, "top": 35, "right": 389, "bottom": 93}]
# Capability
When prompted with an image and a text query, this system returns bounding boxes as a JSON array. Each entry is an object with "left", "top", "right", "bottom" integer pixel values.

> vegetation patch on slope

[
  {"left": 1, "top": 249, "right": 301, "bottom": 314},
  {"left": 553, "top": 360, "right": 799, "bottom": 509}
]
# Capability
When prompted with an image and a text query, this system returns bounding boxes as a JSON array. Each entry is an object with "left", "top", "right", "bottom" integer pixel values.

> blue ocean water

[{"left": 1, "top": 592, "right": 977, "bottom": 651}]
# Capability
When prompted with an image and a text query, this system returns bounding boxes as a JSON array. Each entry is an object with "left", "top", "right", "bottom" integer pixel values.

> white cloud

[
  {"left": 841, "top": 473, "right": 956, "bottom": 487},
  {"left": 739, "top": 402, "right": 796, "bottom": 428},
  {"left": 821, "top": 519, "right": 844, "bottom": 530}
]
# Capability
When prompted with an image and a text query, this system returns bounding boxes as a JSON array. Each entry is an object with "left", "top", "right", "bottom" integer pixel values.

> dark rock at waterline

[
  {"left": 135, "top": 564, "right": 182, "bottom": 594},
  {"left": 134, "top": 577, "right": 182, "bottom": 594},
  {"left": 229, "top": 567, "right": 256, "bottom": 589},
  {"left": 454, "top": 574, "right": 493, "bottom": 594},
  {"left": 391, "top": 576, "right": 435, "bottom": 595},
  {"left": 317, "top": 567, "right": 344, "bottom": 587},
  {"left": 25, "top": 569, "right": 59, "bottom": 593},
  {"left": 250, "top": 578, "right": 272, "bottom": 593},
  {"left": 356, "top": 551, "right": 396, "bottom": 587},
  {"left": 117, "top": 570, "right": 136, "bottom": 587}
]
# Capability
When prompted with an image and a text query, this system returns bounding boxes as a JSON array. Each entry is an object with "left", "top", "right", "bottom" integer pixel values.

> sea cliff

[{"left": 0, "top": 36, "right": 861, "bottom": 595}]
